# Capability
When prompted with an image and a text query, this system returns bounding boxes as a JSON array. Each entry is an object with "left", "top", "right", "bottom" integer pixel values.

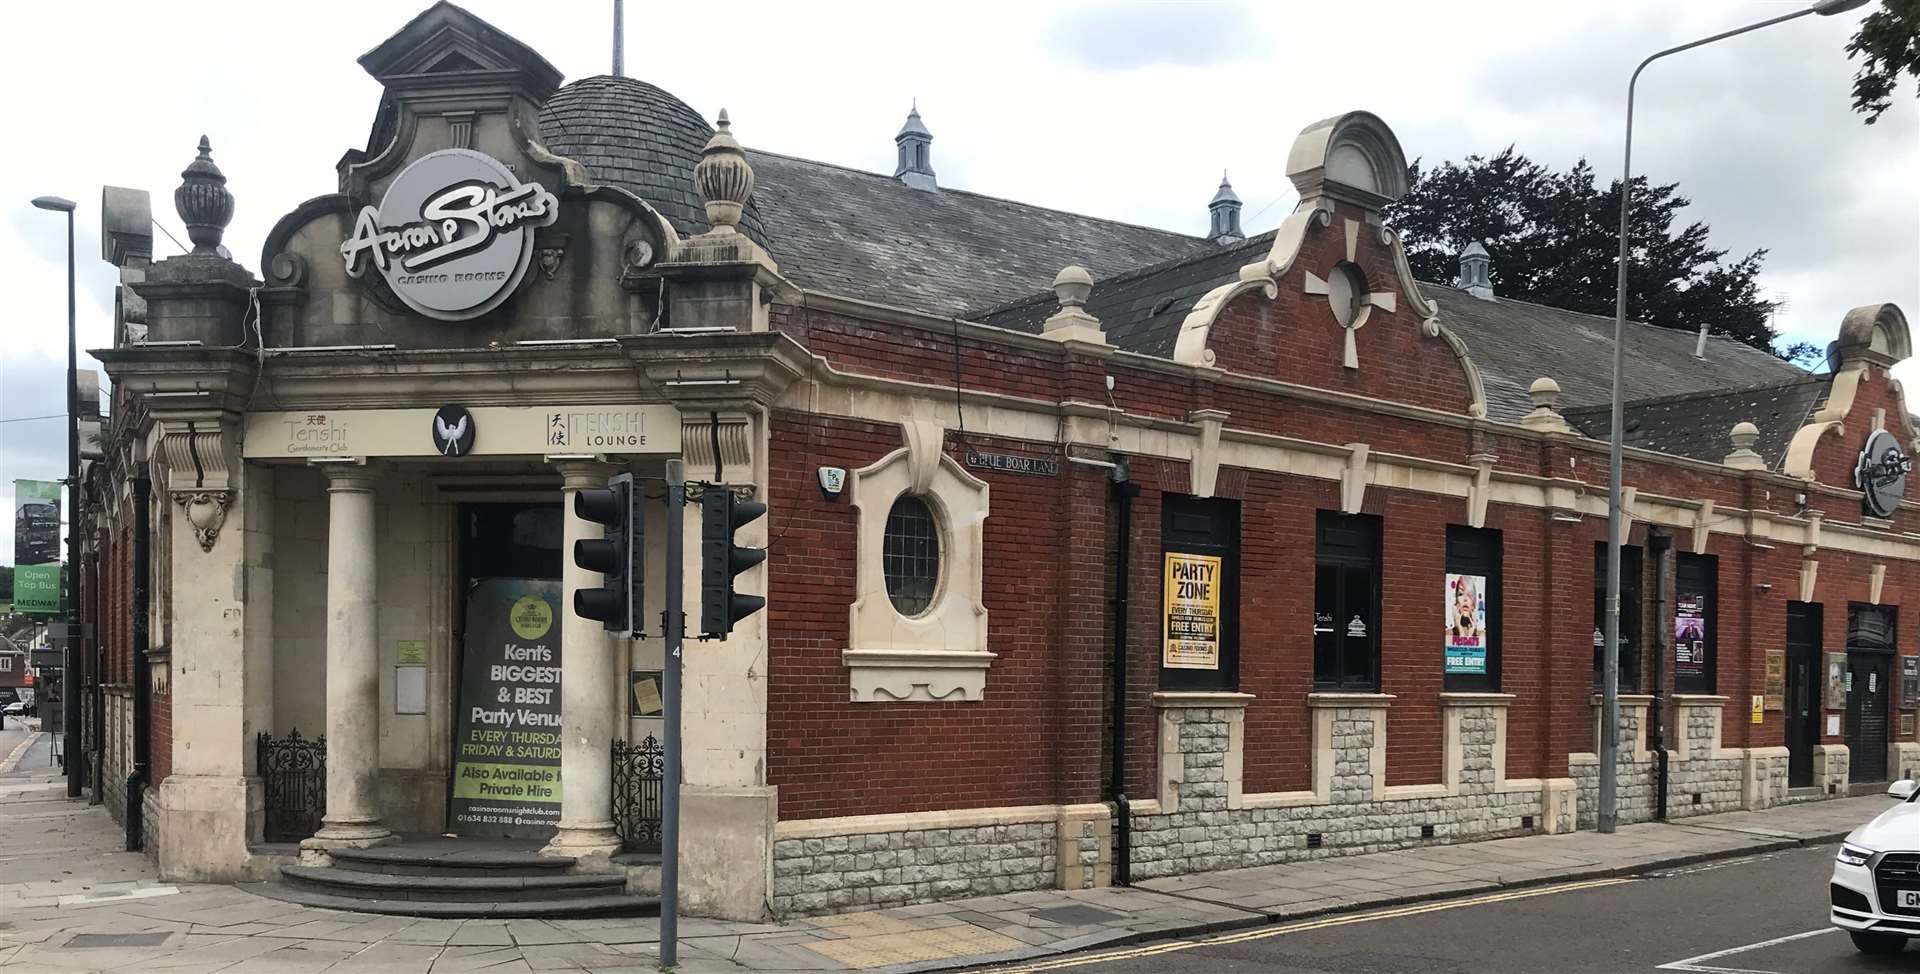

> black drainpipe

[
  {"left": 1108, "top": 461, "right": 1137, "bottom": 886},
  {"left": 1649, "top": 527, "right": 1671, "bottom": 822},
  {"left": 126, "top": 472, "right": 151, "bottom": 852}
]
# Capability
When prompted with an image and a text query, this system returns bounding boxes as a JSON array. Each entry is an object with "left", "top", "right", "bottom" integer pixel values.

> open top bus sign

[{"left": 340, "top": 149, "right": 560, "bottom": 321}]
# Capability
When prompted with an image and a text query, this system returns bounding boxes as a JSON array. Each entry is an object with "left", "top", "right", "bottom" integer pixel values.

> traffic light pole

[{"left": 660, "top": 460, "right": 684, "bottom": 968}]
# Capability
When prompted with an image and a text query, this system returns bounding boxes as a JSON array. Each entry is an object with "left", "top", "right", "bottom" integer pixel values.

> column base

[
  {"left": 681, "top": 785, "right": 776, "bottom": 921},
  {"left": 542, "top": 823, "right": 622, "bottom": 861},
  {"left": 304, "top": 819, "right": 395, "bottom": 848}
]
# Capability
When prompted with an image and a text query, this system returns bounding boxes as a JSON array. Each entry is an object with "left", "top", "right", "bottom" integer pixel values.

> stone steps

[{"left": 244, "top": 838, "right": 658, "bottom": 919}]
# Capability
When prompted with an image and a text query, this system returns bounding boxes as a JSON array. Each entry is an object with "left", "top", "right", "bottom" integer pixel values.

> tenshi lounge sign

[{"left": 340, "top": 148, "right": 559, "bottom": 321}]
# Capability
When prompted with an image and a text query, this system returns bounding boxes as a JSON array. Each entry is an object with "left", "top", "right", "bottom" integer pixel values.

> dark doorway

[
  {"left": 1158, "top": 496, "right": 1240, "bottom": 692},
  {"left": 1847, "top": 603, "right": 1896, "bottom": 784},
  {"left": 451, "top": 502, "right": 564, "bottom": 835},
  {"left": 1785, "top": 602, "right": 1821, "bottom": 788}
]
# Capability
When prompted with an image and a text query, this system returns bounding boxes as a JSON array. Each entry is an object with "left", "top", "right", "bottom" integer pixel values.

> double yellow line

[{"left": 988, "top": 878, "right": 1633, "bottom": 973}]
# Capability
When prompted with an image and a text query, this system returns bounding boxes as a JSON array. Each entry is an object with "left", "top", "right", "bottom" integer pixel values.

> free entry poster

[
  {"left": 1163, "top": 552, "right": 1223, "bottom": 669},
  {"left": 452, "top": 578, "right": 563, "bottom": 838},
  {"left": 1444, "top": 573, "right": 1488, "bottom": 675}
]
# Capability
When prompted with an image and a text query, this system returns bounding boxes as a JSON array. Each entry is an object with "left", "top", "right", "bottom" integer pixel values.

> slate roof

[
  {"left": 536, "top": 77, "right": 1813, "bottom": 433},
  {"left": 1562, "top": 378, "right": 1830, "bottom": 470},
  {"left": 981, "top": 248, "right": 1810, "bottom": 423},
  {"left": 536, "top": 76, "right": 771, "bottom": 246},
  {"left": 745, "top": 150, "right": 1215, "bottom": 318}
]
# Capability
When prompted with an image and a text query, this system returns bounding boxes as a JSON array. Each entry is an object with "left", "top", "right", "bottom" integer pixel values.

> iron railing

[
  {"left": 257, "top": 729, "right": 326, "bottom": 843},
  {"left": 612, "top": 734, "right": 664, "bottom": 854}
]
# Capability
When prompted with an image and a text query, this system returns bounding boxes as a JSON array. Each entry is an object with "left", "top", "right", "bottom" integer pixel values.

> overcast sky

[{"left": 1, "top": 0, "right": 1915, "bottom": 561}]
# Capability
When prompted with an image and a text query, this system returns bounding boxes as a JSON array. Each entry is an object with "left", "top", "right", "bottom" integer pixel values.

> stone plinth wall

[
  {"left": 1573, "top": 697, "right": 1791, "bottom": 826},
  {"left": 770, "top": 810, "right": 1066, "bottom": 916}
]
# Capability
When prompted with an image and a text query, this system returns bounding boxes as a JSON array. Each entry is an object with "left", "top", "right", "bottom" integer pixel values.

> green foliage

[
  {"left": 1383, "top": 148, "right": 1782, "bottom": 356},
  {"left": 1848, "top": 0, "right": 1920, "bottom": 124}
]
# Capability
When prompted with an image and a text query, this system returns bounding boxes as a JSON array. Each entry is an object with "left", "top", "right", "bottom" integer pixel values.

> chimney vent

[
  {"left": 894, "top": 101, "right": 936, "bottom": 191},
  {"left": 1209, "top": 172, "right": 1244, "bottom": 245},
  {"left": 1459, "top": 240, "right": 1494, "bottom": 300}
]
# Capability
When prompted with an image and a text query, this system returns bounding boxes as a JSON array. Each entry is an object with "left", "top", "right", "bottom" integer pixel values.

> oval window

[{"left": 883, "top": 496, "right": 941, "bottom": 616}]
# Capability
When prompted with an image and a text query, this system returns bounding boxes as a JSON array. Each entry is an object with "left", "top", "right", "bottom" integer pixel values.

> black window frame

[
  {"left": 1443, "top": 525, "right": 1502, "bottom": 692},
  {"left": 1593, "top": 543, "right": 1644, "bottom": 693},
  {"left": 1159, "top": 495, "right": 1241, "bottom": 692},
  {"left": 881, "top": 494, "right": 941, "bottom": 617},
  {"left": 1673, "top": 553, "right": 1718, "bottom": 695},
  {"left": 1315, "top": 511, "right": 1383, "bottom": 692}
]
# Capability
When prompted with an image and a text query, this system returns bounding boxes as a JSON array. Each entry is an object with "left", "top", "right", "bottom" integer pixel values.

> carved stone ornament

[
  {"left": 173, "top": 489, "right": 233, "bottom": 552},
  {"left": 693, "top": 110, "right": 755, "bottom": 232},
  {"left": 175, "top": 136, "right": 234, "bottom": 254},
  {"left": 537, "top": 234, "right": 568, "bottom": 280}
]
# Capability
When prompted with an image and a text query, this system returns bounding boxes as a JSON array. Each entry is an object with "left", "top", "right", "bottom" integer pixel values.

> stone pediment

[{"left": 356, "top": 1, "right": 561, "bottom": 97}]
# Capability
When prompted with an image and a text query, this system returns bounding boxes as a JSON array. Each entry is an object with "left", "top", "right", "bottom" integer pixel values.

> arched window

[{"left": 883, "top": 496, "right": 940, "bottom": 616}]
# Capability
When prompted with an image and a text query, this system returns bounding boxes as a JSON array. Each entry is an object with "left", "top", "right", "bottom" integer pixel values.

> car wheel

[{"left": 1851, "top": 931, "right": 1908, "bottom": 954}]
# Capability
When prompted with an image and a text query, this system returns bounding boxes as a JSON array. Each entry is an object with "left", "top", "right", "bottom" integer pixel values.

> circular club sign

[
  {"left": 1856, "top": 428, "right": 1912, "bottom": 519},
  {"left": 430, "top": 404, "right": 476, "bottom": 457},
  {"left": 339, "top": 149, "right": 559, "bottom": 321}
]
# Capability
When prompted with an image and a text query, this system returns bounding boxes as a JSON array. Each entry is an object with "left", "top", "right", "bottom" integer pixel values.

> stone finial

[
  {"left": 694, "top": 110, "right": 755, "bottom": 233},
  {"left": 174, "top": 136, "right": 234, "bottom": 254},
  {"left": 1724, "top": 420, "right": 1766, "bottom": 470},
  {"left": 1053, "top": 264, "right": 1093, "bottom": 308},
  {"left": 1041, "top": 265, "right": 1105, "bottom": 345},
  {"left": 1521, "top": 376, "right": 1571, "bottom": 433}
]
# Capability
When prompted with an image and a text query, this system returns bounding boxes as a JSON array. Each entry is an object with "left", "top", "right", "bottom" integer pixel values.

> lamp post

[
  {"left": 30, "top": 194, "right": 80, "bottom": 800},
  {"left": 1600, "top": 0, "right": 1868, "bottom": 834}
]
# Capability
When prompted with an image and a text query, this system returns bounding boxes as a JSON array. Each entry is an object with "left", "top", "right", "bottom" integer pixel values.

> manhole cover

[
  {"left": 67, "top": 932, "right": 172, "bottom": 948},
  {"left": 1029, "top": 905, "right": 1127, "bottom": 926}
]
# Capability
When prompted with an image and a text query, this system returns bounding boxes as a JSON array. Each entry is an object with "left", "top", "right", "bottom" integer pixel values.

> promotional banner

[
  {"left": 1674, "top": 594, "right": 1708, "bottom": 683},
  {"left": 1162, "top": 552, "right": 1222, "bottom": 669},
  {"left": 1444, "top": 573, "right": 1488, "bottom": 675},
  {"left": 451, "top": 578, "right": 563, "bottom": 838},
  {"left": 13, "top": 480, "right": 62, "bottom": 615}
]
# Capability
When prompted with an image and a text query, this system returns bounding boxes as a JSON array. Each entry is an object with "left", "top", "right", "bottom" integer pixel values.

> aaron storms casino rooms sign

[{"left": 340, "top": 149, "right": 560, "bottom": 320}]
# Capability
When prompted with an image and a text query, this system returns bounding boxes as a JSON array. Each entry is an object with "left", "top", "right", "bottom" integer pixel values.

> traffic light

[
  {"left": 700, "top": 487, "right": 766, "bottom": 638},
  {"left": 572, "top": 472, "right": 641, "bottom": 634}
]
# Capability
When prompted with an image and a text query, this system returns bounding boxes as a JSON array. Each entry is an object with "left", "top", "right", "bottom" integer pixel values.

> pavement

[{"left": 0, "top": 749, "right": 1889, "bottom": 973}]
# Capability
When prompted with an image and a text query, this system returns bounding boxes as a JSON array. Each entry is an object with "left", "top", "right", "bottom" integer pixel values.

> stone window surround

[{"left": 842, "top": 419, "right": 994, "bottom": 702}]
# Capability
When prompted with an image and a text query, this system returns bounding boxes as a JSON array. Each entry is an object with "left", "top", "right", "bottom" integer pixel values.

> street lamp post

[
  {"left": 1601, "top": 0, "right": 1868, "bottom": 834},
  {"left": 30, "top": 194, "right": 80, "bottom": 801}
]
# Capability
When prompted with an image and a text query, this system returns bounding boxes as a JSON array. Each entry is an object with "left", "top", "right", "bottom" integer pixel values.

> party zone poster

[{"left": 1163, "top": 552, "right": 1223, "bottom": 669}]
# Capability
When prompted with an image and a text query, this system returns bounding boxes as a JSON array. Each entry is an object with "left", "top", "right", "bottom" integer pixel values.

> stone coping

[
  {"left": 1150, "top": 691, "right": 1256, "bottom": 709},
  {"left": 1671, "top": 694, "right": 1732, "bottom": 705},
  {"left": 1305, "top": 692, "right": 1395, "bottom": 709},
  {"left": 772, "top": 802, "right": 1108, "bottom": 840},
  {"left": 1438, "top": 692, "right": 1516, "bottom": 707},
  {"left": 1588, "top": 694, "right": 1657, "bottom": 706}
]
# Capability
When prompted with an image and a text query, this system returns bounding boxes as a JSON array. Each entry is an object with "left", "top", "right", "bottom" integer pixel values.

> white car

[{"left": 1833, "top": 779, "right": 1920, "bottom": 953}]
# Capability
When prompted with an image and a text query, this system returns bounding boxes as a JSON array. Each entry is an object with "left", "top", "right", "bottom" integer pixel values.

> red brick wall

[
  {"left": 1202, "top": 202, "right": 1475, "bottom": 416},
  {"left": 765, "top": 412, "right": 1108, "bottom": 819}
]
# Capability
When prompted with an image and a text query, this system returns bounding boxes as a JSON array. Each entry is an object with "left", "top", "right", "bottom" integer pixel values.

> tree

[
  {"left": 1848, "top": 0, "right": 1920, "bottom": 124},
  {"left": 1382, "top": 148, "right": 1783, "bottom": 356}
]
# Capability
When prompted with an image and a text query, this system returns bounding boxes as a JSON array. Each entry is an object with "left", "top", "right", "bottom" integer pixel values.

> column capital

[
  {"left": 314, "top": 458, "right": 380, "bottom": 493},
  {"left": 551, "top": 458, "right": 619, "bottom": 491}
]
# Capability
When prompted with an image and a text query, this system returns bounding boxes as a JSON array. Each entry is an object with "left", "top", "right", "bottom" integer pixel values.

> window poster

[
  {"left": 1444, "top": 573, "right": 1488, "bottom": 675},
  {"left": 1674, "top": 593, "right": 1708, "bottom": 683},
  {"left": 1902, "top": 655, "right": 1919, "bottom": 710},
  {"left": 1764, "top": 651, "right": 1786, "bottom": 711},
  {"left": 1163, "top": 552, "right": 1223, "bottom": 670},
  {"left": 1826, "top": 652, "right": 1848, "bottom": 710},
  {"left": 452, "top": 578, "right": 564, "bottom": 839}
]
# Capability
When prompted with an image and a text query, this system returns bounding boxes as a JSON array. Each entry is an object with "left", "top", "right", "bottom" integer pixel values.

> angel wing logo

[{"left": 431, "top": 405, "right": 475, "bottom": 457}]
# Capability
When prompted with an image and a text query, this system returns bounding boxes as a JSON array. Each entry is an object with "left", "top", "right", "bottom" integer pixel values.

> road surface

[{"left": 984, "top": 844, "right": 1876, "bottom": 974}]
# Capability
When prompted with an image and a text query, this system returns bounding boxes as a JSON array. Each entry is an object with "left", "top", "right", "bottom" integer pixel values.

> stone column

[
  {"left": 307, "top": 461, "right": 391, "bottom": 849},
  {"left": 544, "top": 461, "right": 623, "bottom": 859}
]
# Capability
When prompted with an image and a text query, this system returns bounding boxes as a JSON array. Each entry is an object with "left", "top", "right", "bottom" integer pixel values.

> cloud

[{"left": 1046, "top": 1, "right": 1269, "bottom": 70}]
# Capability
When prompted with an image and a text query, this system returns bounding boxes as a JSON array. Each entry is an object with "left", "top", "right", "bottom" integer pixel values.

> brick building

[{"left": 86, "top": 2, "right": 1917, "bottom": 920}]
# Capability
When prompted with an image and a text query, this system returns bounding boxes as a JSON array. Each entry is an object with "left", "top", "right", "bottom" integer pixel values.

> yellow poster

[{"left": 1163, "top": 552, "right": 1223, "bottom": 670}]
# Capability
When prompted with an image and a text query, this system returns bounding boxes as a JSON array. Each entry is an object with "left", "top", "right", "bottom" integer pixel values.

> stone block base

[
  {"left": 154, "top": 774, "right": 279, "bottom": 882},
  {"left": 682, "top": 785, "right": 776, "bottom": 921}
]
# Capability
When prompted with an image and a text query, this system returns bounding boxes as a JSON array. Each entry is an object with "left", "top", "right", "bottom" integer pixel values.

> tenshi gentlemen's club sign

[{"left": 340, "top": 148, "right": 559, "bottom": 320}]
